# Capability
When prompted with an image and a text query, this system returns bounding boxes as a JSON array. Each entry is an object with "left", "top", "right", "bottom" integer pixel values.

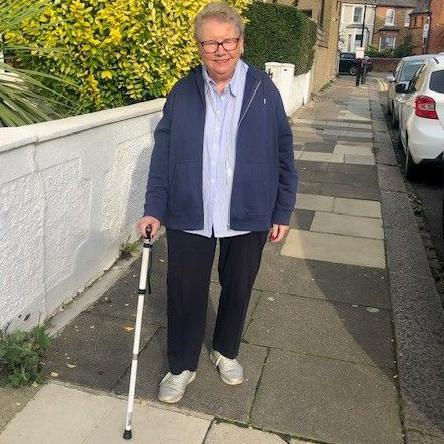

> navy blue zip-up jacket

[{"left": 143, "top": 63, "right": 297, "bottom": 231}]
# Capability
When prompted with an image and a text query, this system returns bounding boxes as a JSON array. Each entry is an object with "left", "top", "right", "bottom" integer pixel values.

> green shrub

[
  {"left": 0, "top": 326, "right": 51, "bottom": 388},
  {"left": 5, "top": 0, "right": 251, "bottom": 114},
  {"left": 243, "top": 2, "right": 317, "bottom": 76},
  {"left": 393, "top": 34, "right": 414, "bottom": 58}
]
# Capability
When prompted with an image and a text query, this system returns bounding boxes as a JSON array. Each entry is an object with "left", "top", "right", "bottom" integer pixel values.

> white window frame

[
  {"left": 385, "top": 9, "right": 395, "bottom": 26},
  {"left": 353, "top": 6, "right": 364, "bottom": 24},
  {"left": 404, "top": 9, "right": 413, "bottom": 27},
  {"left": 379, "top": 36, "right": 396, "bottom": 50}
]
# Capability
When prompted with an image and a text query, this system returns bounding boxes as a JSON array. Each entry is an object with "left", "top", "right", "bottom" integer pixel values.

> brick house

[
  {"left": 372, "top": 0, "right": 416, "bottom": 52},
  {"left": 409, "top": 0, "right": 444, "bottom": 54}
]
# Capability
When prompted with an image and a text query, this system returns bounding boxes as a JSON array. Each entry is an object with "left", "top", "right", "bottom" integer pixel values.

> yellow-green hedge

[{"left": 5, "top": 0, "right": 251, "bottom": 114}]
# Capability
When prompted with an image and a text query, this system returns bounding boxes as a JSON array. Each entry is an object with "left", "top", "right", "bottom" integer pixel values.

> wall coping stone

[{"left": 0, "top": 98, "right": 165, "bottom": 153}]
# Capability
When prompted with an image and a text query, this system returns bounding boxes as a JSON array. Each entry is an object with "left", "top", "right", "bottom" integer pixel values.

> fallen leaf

[
  {"left": 66, "top": 363, "right": 77, "bottom": 369},
  {"left": 123, "top": 326, "right": 135, "bottom": 332},
  {"left": 50, "top": 372, "right": 59, "bottom": 378}
]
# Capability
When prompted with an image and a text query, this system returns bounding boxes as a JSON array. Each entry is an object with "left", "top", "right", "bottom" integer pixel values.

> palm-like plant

[{"left": 0, "top": 0, "right": 73, "bottom": 126}]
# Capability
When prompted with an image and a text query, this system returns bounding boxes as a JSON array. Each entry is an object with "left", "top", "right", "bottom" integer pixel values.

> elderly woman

[{"left": 138, "top": 1, "right": 297, "bottom": 403}]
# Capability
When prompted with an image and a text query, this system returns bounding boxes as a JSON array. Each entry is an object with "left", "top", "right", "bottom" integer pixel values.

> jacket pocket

[
  {"left": 234, "top": 162, "right": 269, "bottom": 215},
  {"left": 169, "top": 161, "right": 201, "bottom": 213}
]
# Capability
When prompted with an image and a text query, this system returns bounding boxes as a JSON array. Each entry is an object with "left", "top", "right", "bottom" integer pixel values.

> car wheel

[
  {"left": 350, "top": 66, "right": 357, "bottom": 75},
  {"left": 405, "top": 142, "right": 418, "bottom": 180}
]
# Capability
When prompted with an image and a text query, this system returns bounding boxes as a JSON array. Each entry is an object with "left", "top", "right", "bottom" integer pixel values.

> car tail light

[{"left": 415, "top": 96, "right": 438, "bottom": 119}]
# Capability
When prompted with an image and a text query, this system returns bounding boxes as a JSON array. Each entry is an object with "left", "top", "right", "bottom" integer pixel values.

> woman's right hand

[{"left": 138, "top": 216, "right": 161, "bottom": 239}]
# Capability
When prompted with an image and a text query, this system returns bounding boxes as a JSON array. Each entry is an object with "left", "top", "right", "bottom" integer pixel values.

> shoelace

[{"left": 216, "top": 355, "right": 239, "bottom": 371}]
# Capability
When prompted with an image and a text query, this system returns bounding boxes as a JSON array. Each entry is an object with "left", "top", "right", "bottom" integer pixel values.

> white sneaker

[
  {"left": 158, "top": 370, "right": 196, "bottom": 403},
  {"left": 210, "top": 349, "right": 243, "bottom": 385}
]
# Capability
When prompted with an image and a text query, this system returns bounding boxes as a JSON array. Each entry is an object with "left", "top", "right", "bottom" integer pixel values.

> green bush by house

[
  {"left": 243, "top": 2, "right": 317, "bottom": 76},
  {"left": 5, "top": 0, "right": 251, "bottom": 114}
]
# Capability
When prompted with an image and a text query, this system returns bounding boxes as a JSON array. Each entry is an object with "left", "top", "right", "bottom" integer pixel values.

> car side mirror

[
  {"left": 386, "top": 74, "right": 395, "bottom": 82},
  {"left": 395, "top": 83, "right": 407, "bottom": 93}
]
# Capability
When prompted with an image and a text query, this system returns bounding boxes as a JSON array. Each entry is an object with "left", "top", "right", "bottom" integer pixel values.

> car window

[
  {"left": 400, "top": 62, "right": 424, "bottom": 81},
  {"left": 415, "top": 65, "right": 429, "bottom": 91},
  {"left": 394, "top": 62, "right": 403, "bottom": 80},
  {"left": 342, "top": 53, "right": 354, "bottom": 59},
  {"left": 409, "top": 65, "right": 427, "bottom": 92},
  {"left": 429, "top": 70, "right": 444, "bottom": 93}
]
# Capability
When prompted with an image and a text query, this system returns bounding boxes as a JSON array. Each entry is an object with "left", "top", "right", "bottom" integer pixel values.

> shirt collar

[{"left": 202, "top": 59, "right": 246, "bottom": 97}]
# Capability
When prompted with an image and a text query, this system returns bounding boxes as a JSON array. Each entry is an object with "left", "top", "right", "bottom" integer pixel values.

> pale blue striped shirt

[{"left": 186, "top": 59, "right": 250, "bottom": 238}]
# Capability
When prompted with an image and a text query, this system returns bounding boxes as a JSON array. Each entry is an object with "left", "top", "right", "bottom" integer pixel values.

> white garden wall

[
  {"left": 0, "top": 99, "right": 164, "bottom": 332},
  {"left": 286, "top": 70, "right": 312, "bottom": 116}
]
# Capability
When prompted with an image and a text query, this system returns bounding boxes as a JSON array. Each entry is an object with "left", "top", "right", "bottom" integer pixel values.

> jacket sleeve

[
  {"left": 143, "top": 91, "right": 174, "bottom": 222},
  {"left": 271, "top": 91, "right": 298, "bottom": 225}
]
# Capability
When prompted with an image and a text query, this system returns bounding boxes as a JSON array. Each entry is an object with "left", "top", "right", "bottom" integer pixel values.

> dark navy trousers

[{"left": 166, "top": 229, "right": 268, "bottom": 374}]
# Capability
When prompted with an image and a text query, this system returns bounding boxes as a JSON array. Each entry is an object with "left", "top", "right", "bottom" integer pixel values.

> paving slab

[
  {"left": 204, "top": 422, "right": 286, "bottom": 444},
  {"left": 89, "top": 270, "right": 167, "bottom": 326},
  {"left": 281, "top": 229, "right": 386, "bottom": 268},
  {"left": 303, "top": 141, "right": 336, "bottom": 153},
  {"left": 311, "top": 211, "right": 384, "bottom": 239},
  {"left": 289, "top": 209, "right": 315, "bottom": 231},
  {"left": 244, "top": 292, "right": 394, "bottom": 367},
  {"left": 254, "top": 249, "right": 391, "bottom": 307},
  {"left": 295, "top": 193, "right": 334, "bottom": 212},
  {"left": 299, "top": 169, "right": 379, "bottom": 188},
  {"left": 334, "top": 144, "right": 373, "bottom": 156},
  {"left": 0, "top": 386, "right": 40, "bottom": 432},
  {"left": 344, "top": 154, "right": 375, "bottom": 165},
  {"left": 113, "top": 329, "right": 267, "bottom": 423},
  {"left": 319, "top": 182, "right": 381, "bottom": 200},
  {"left": 44, "top": 311, "right": 160, "bottom": 390},
  {"left": 299, "top": 152, "right": 344, "bottom": 163},
  {"left": 0, "top": 383, "right": 211, "bottom": 444},
  {"left": 250, "top": 349, "right": 403, "bottom": 444},
  {"left": 296, "top": 181, "right": 322, "bottom": 195},
  {"left": 333, "top": 197, "right": 382, "bottom": 218}
]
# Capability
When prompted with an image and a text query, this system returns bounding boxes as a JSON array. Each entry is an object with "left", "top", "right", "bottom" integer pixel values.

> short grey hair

[{"left": 194, "top": 1, "right": 245, "bottom": 41}]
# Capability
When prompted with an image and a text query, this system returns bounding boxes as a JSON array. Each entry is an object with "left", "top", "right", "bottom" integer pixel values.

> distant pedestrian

[
  {"left": 355, "top": 58, "right": 363, "bottom": 86},
  {"left": 138, "top": 1, "right": 297, "bottom": 403}
]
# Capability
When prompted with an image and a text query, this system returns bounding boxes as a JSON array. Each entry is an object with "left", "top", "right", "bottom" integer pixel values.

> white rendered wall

[
  {"left": 0, "top": 99, "right": 164, "bottom": 331},
  {"left": 286, "top": 70, "right": 312, "bottom": 116}
]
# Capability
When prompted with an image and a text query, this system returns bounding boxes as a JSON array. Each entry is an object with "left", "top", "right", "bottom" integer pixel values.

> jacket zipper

[{"left": 228, "top": 79, "right": 262, "bottom": 229}]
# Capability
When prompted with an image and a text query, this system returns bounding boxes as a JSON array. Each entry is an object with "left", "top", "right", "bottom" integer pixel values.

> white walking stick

[{"left": 123, "top": 228, "right": 153, "bottom": 440}]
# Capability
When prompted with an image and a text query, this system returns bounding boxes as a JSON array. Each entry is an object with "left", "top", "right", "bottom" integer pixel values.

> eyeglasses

[{"left": 199, "top": 37, "right": 240, "bottom": 53}]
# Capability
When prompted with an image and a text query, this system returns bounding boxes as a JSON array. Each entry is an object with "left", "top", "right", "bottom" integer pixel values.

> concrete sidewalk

[{"left": 1, "top": 77, "right": 442, "bottom": 444}]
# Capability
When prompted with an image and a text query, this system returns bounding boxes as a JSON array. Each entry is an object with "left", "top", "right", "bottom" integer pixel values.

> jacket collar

[{"left": 193, "top": 61, "right": 261, "bottom": 117}]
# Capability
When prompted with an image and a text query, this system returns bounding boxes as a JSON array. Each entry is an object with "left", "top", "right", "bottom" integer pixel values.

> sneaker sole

[{"left": 158, "top": 372, "right": 196, "bottom": 404}]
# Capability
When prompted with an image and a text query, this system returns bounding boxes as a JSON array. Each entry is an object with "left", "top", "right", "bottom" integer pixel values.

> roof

[
  {"left": 341, "top": 0, "right": 376, "bottom": 5},
  {"left": 376, "top": 0, "right": 416, "bottom": 7},
  {"left": 410, "top": 0, "right": 430, "bottom": 14}
]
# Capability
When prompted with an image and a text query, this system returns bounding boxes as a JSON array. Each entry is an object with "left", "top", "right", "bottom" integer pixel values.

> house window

[
  {"left": 379, "top": 36, "right": 396, "bottom": 50},
  {"left": 385, "top": 9, "right": 395, "bottom": 26},
  {"left": 355, "top": 34, "right": 363, "bottom": 49},
  {"left": 353, "top": 6, "right": 363, "bottom": 23},
  {"left": 404, "top": 9, "right": 413, "bottom": 27}
]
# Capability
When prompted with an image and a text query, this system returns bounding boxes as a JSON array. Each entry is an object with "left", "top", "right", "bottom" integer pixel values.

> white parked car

[
  {"left": 397, "top": 54, "right": 444, "bottom": 179},
  {"left": 386, "top": 55, "right": 432, "bottom": 127}
]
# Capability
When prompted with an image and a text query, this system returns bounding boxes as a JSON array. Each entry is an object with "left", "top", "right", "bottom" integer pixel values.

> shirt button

[{"left": 211, "top": 179, "right": 215, "bottom": 183}]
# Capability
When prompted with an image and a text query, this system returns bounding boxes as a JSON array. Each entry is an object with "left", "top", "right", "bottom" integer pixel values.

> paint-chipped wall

[{"left": 0, "top": 100, "right": 164, "bottom": 331}]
